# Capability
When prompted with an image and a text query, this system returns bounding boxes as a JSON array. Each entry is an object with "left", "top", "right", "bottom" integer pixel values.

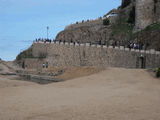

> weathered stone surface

[
  {"left": 135, "top": 0, "right": 154, "bottom": 31},
  {"left": 21, "top": 43, "right": 160, "bottom": 69}
]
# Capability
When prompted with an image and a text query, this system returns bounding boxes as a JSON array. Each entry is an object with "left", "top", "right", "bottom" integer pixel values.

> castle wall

[
  {"left": 135, "top": 0, "right": 154, "bottom": 30},
  {"left": 155, "top": 0, "right": 160, "bottom": 22},
  {"left": 24, "top": 42, "right": 160, "bottom": 70}
]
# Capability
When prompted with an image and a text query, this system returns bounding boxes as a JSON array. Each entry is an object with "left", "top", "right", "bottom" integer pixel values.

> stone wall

[
  {"left": 135, "top": 0, "right": 154, "bottom": 31},
  {"left": 23, "top": 41, "right": 160, "bottom": 70},
  {"left": 155, "top": 0, "right": 160, "bottom": 22}
]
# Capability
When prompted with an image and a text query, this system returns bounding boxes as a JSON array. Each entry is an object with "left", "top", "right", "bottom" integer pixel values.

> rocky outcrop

[
  {"left": 55, "top": 0, "right": 160, "bottom": 50},
  {"left": 56, "top": 21, "right": 112, "bottom": 44},
  {"left": 55, "top": 0, "right": 135, "bottom": 45}
]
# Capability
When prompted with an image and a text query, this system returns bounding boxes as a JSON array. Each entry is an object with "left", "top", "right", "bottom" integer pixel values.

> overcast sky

[{"left": 0, "top": 0, "right": 121, "bottom": 61}]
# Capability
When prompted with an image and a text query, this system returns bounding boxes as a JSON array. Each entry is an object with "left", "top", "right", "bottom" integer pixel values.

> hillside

[
  {"left": 55, "top": 0, "right": 160, "bottom": 50},
  {"left": 15, "top": 0, "right": 160, "bottom": 68}
]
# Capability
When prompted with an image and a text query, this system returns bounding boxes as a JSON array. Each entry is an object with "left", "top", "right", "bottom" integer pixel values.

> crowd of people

[
  {"left": 35, "top": 38, "right": 53, "bottom": 43},
  {"left": 128, "top": 42, "right": 144, "bottom": 50},
  {"left": 34, "top": 38, "right": 145, "bottom": 50}
]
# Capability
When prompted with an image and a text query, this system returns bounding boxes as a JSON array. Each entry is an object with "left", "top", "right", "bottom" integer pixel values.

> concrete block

[
  {"left": 131, "top": 49, "right": 135, "bottom": 52},
  {"left": 97, "top": 45, "right": 101, "bottom": 48},
  {"left": 55, "top": 41, "right": 59, "bottom": 44},
  {"left": 115, "top": 47, "right": 119, "bottom": 49},
  {"left": 150, "top": 49, "right": 155, "bottom": 54},
  {"left": 60, "top": 42, "right": 64, "bottom": 45},
  {"left": 86, "top": 43, "right": 90, "bottom": 47},
  {"left": 120, "top": 46, "right": 124, "bottom": 50},
  {"left": 65, "top": 42, "right": 69, "bottom": 45},
  {"left": 156, "top": 51, "right": 160, "bottom": 55},
  {"left": 91, "top": 44, "right": 96, "bottom": 47},
  {"left": 80, "top": 44, "right": 84, "bottom": 46},
  {"left": 108, "top": 46, "right": 113, "bottom": 49},
  {"left": 135, "top": 49, "right": 140, "bottom": 52},
  {"left": 75, "top": 43, "right": 79, "bottom": 46},
  {"left": 146, "top": 50, "right": 150, "bottom": 54},
  {"left": 125, "top": 48, "right": 129, "bottom": 51},
  {"left": 140, "top": 50, "right": 145, "bottom": 53},
  {"left": 103, "top": 45, "right": 107, "bottom": 48},
  {"left": 70, "top": 43, "right": 74, "bottom": 46}
]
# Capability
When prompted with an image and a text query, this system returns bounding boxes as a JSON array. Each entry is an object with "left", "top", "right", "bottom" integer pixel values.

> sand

[{"left": 0, "top": 66, "right": 160, "bottom": 120}]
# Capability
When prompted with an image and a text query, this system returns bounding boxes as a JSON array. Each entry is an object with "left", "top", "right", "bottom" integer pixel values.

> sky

[{"left": 0, "top": 0, "right": 121, "bottom": 61}]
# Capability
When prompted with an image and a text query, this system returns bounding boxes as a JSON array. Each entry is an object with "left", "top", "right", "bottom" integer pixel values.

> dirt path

[{"left": 0, "top": 68, "right": 160, "bottom": 120}]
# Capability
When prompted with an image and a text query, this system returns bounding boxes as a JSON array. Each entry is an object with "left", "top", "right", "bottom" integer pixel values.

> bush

[
  {"left": 156, "top": 67, "right": 160, "bottom": 78},
  {"left": 103, "top": 19, "right": 110, "bottom": 26},
  {"left": 16, "top": 48, "right": 34, "bottom": 61}
]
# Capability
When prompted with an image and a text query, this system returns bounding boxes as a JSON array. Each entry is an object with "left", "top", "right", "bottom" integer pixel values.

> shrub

[
  {"left": 156, "top": 67, "right": 160, "bottom": 78},
  {"left": 103, "top": 18, "right": 110, "bottom": 26},
  {"left": 16, "top": 48, "right": 34, "bottom": 61}
]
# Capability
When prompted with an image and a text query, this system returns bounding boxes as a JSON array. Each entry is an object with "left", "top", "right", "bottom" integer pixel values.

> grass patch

[
  {"left": 16, "top": 48, "right": 34, "bottom": 61},
  {"left": 133, "top": 23, "right": 160, "bottom": 37},
  {"left": 111, "top": 23, "right": 134, "bottom": 37},
  {"left": 16, "top": 48, "right": 47, "bottom": 61}
]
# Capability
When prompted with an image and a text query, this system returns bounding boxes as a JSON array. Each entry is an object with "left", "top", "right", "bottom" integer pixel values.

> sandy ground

[
  {"left": 0, "top": 62, "right": 34, "bottom": 88},
  {"left": 58, "top": 66, "right": 105, "bottom": 80},
  {"left": 0, "top": 66, "right": 160, "bottom": 120}
]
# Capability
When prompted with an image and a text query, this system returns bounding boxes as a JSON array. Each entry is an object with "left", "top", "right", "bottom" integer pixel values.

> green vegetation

[
  {"left": 111, "top": 22, "right": 160, "bottom": 41},
  {"left": 134, "top": 23, "right": 160, "bottom": 37},
  {"left": 154, "top": 0, "right": 158, "bottom": 13},
  {"left": 156, "top": 67, "right": 160, "bottom": 78},
  {"left": 103, "top": 18, "right": 110, "bottom": 26},
  {"left": 16, "top": 48, "right": 47, "bottom": 61},
  {"left": 142, "top": 23, "right": 160, "bottom": 32},
  {"left": 16, "top": 48, "right": 34, "bottom": 61},
  {"left": 111, "top": 23, "right": 134, "bottom": 37}
]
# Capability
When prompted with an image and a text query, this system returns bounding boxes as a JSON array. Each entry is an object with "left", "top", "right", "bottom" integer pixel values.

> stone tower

[
  {"left": 135, "top": 0, "right": 154, "bottom": 31},
  {"left": 122, "top": 0, "right": 131, "bottom": 8},
  {"left": 155, "top": 0, "right": 160, "bottom": 23}
]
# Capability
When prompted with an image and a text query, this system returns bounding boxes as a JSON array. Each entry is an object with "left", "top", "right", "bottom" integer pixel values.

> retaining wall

[{"left": 24, "top": 41, "right": 160, "bottom": 69}]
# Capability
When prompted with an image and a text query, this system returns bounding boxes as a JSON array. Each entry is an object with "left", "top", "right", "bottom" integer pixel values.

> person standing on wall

[
  {"left": 46, "top": 62, "right": 48, "bottom": 69},
  {"left": 42, "top": 63, "right": 45, "bottom": 68}
]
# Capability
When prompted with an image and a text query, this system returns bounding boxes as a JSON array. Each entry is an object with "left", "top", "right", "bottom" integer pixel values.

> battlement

[{"left": 33, "top": 41, "right": 160, "bottom": 56}]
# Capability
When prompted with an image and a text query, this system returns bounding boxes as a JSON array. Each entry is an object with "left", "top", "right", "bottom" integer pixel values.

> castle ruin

[
  {"left": 133, "top": 0, "right": 160, "bottom": 31},
  {"left": 121, "top": 0, "right": 160, "bottom": 31},
  {"left": 135, "top": 0, "right": 154, "bottom": 30}
]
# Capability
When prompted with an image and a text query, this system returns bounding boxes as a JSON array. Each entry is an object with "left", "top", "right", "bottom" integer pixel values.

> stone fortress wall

[
  {"left": 24, "top": 41, "right": 160, "bottom": 70},
  {"left": 135, "top": 0, "right": 160, "bottom": 30},
  {"left": 155, "top": 0, "right": 160, "bottom": 22},
  {"left": 135, "top": 0, "right": 155, "bottom": 30}
]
